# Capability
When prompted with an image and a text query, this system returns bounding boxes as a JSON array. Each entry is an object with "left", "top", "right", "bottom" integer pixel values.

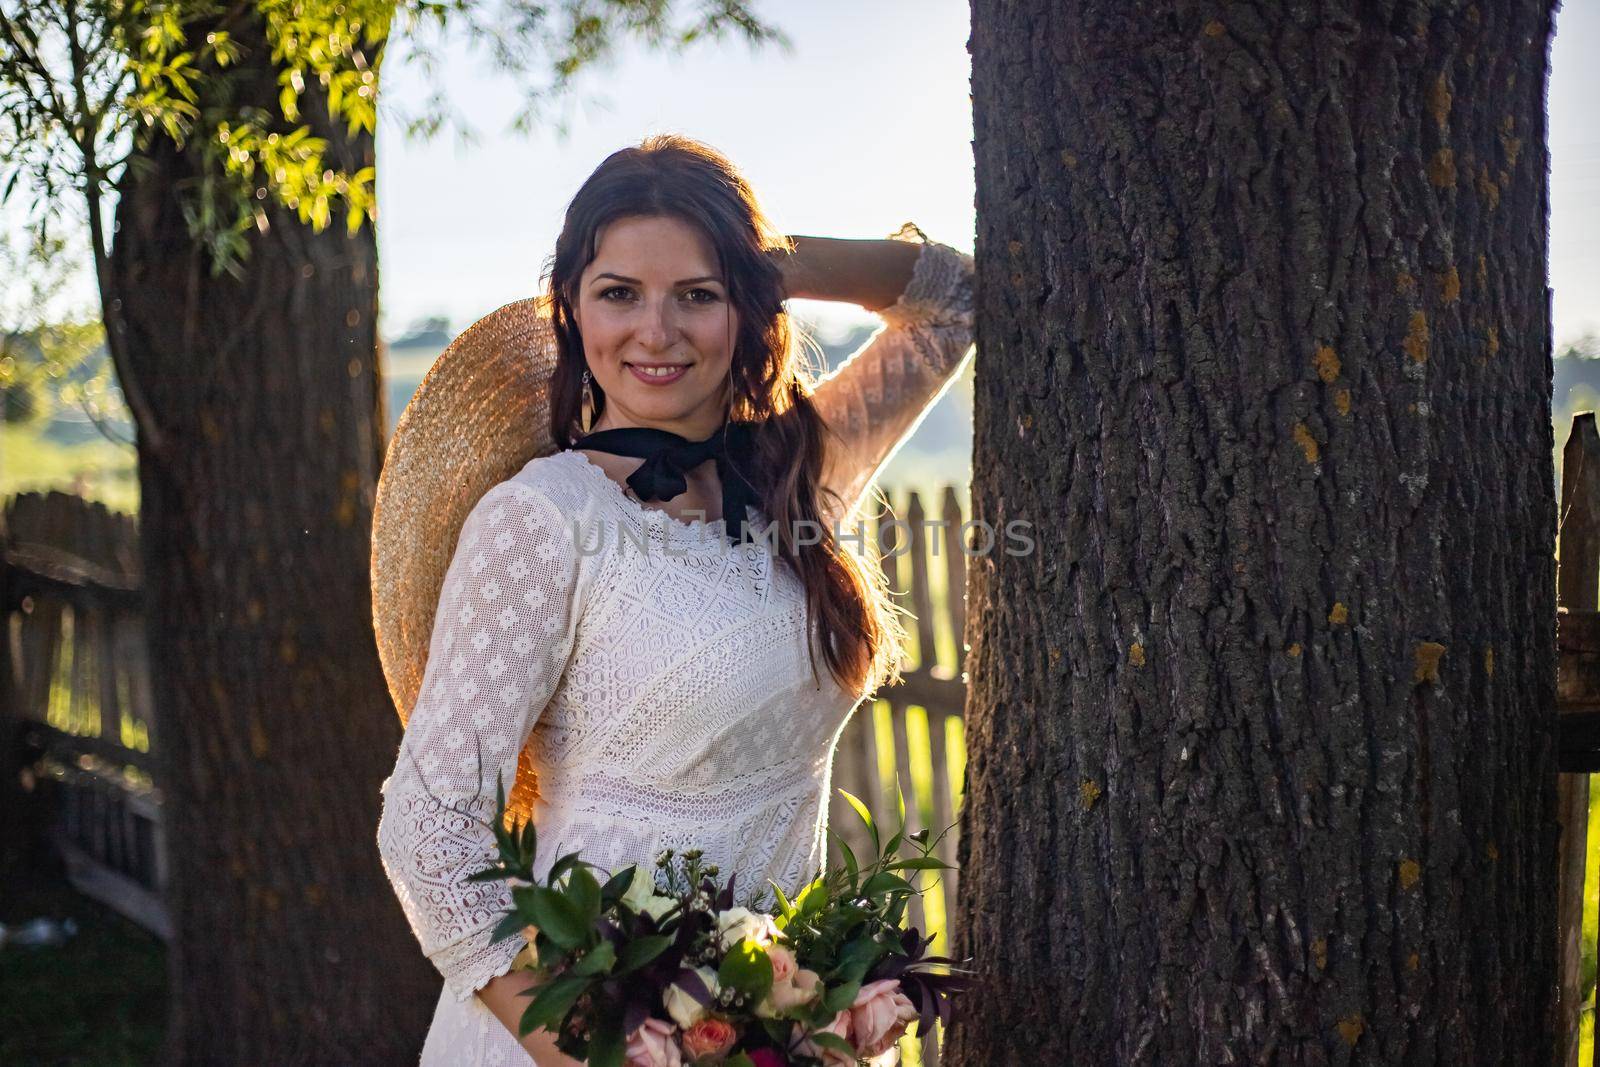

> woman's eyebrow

[{"left": 592, "top": 272, "right": 723, "bottom": 286}]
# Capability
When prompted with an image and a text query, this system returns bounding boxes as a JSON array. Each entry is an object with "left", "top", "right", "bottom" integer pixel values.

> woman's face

[{"left": 572, "top": 213, "right": 738, "bottom": 441}]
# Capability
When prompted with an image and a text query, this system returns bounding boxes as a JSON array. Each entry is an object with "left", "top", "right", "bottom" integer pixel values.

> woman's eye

[{"left": 597, "top": 287, "right": 719, "bottom": 304}]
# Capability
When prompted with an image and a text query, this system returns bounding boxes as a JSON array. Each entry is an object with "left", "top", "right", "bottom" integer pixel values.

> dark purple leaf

[
  {"left": 623, "top": 997, "right": 649, "bottom": 1036},
  {"left": 674, "top": 966, "right": 712, "bottom": 1005}
]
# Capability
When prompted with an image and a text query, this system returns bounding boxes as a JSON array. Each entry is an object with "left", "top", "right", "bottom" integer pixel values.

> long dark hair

[{"left": 541, "top": 133, "right": 905, "bottom": 699}]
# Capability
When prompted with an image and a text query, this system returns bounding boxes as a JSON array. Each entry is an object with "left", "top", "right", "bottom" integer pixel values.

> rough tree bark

[
  {"left": 108, "top": 18, "right": 438, "bottom": 1062},
  {"left": 953, "top": 2, "right": 1561, "bottom": 1063}
]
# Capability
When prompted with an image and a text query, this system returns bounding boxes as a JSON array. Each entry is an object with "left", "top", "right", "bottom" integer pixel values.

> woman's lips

[{"left": 626, "top": 363, "right": 689, "bottom": 385}]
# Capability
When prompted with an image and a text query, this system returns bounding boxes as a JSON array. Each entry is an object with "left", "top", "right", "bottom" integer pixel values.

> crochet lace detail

[
  {"left": 812, "top": 240, "right": 977, "bottom": 520},
  {"left": 375, "top": 239, "right": 975, "bottom": 1059}
]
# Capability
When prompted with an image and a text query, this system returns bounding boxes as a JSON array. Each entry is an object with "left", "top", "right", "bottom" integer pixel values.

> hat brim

[{"left": 371, "top": 297, "right": 560, "bottom": 743}]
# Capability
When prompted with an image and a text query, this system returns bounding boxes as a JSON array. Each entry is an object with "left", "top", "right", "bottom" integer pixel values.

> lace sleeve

[
  {"left": 376, "top": 477, "right": 582, "bottom": 1002},
  {"left": 810, "top": 237, "right": 976, "bottom": 522}
]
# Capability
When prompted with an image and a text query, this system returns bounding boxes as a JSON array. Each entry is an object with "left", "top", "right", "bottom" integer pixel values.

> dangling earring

[{"left": 580, "top": 368, "right": 594, "bottom": 435}]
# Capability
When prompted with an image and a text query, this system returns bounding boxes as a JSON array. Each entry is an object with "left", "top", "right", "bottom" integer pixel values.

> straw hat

[{"left": 371, "top": 296, "right": 563, "bottom": 825}]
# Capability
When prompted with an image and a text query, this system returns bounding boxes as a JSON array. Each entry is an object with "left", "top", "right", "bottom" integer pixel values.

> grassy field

[{"left": 0, "top": 422, "right": 138, "bottom": 515}]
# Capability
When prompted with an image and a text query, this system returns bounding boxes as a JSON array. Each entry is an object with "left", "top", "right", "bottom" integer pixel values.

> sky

[
  {"left": 372, "top": 0, "right": 977, "bottom": 343},
  {"left": 7, "top": 1, "right": 1599, "bottom": 349},
  {"left": 1547, "top": 1, "right": 1600, "bottom": 348}
]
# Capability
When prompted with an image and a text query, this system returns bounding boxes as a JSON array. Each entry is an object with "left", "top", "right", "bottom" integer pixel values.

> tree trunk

[
  {"left": 109, "top": 19, "right": 437, "bottom": 1062},
  {"left": 954, "top": 2, "right": 1560, "bottom": 1063}
]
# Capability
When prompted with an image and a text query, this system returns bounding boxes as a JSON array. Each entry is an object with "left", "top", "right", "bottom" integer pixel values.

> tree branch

[{"left": 63, "top": 0, "right": 169, "bottom": 456}]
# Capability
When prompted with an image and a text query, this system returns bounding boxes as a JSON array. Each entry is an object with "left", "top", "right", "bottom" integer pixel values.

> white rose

[
  {"left": 620, "top": 868, "right": 677, "bottom": 921},
  {"left": 641, "top": 893, "right": 678, "bottom": 922},
  {"left": 714, "top": 906, "right": 781, "bottom": 952},
  {"left": 663, "top": 965, "right": 720, "bottom": 1029}
]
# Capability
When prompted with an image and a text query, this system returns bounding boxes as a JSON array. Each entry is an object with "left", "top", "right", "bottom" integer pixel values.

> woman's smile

[{"left": 625, "top": 362, "right": 691, "bottom": 384}]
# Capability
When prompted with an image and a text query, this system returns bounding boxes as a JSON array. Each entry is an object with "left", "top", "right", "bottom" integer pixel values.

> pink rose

[
  {"left": 761, "top": 965, "right": 822, "bottom": 1017},
  {"left": 767, "top": 944, "right": 798, "bottom": 984},
  {"left": 625, "top": 1016, "right": 682, "bottom": 1067},
  {"left": 681, "top": 1015, "right": 738, "bottom": 1060},
  {"left": 747, "top": 1050, "right": 785, "bottom": 1067},
  {"left": 848, "top": 979, "right": 920, "bottom": 1057},
  {"left": 795, "top": 1009, "right": 855, "bottom": 1067}
]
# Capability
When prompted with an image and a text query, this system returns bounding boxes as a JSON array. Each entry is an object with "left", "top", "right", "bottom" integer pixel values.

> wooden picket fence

[
  {"left": 825, "top": 486, "right": 973, "bottom": 1067},
  {"left": 0, "top": 490, "right": 169, "bottom": 937}
]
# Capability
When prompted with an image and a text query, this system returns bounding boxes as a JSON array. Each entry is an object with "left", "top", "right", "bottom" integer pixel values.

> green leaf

[
  {"left": 725, "top": 1055, "right": 757, "bottom": 1067},
  {"left": 518, "top": 817, "right": 539, "bottom": 867},
  {"left": 547, "top": 849, "right": 586, "bottom": 885},
  {"left": 821, "top": 979, "right": 860, "bottom": 1014},
  {"left": 519, "top": 974, "right": 589, "bottom": 1034},
  {"left": 808, "top": 1031, "right": 857, "bottom": 1056},
  {"left": 794, "top": 876, "right": 830, "bottom": 918},
  {"left": 889, "top": 856, "right": 951, "bottom": 871},
  {"left": 797, "top": 996, "right": 835, "bottom": 1030},
  {"left": 834, "top": 937, "right": 883, "bottom": 980},
  {"left": 527, "top": 886, "right": 590, "bottom": 950},
  {"left": 586, "top": 1020, "right": 626, "bottom": 1067},
  {"left": 511, "top": 885, "right": 539, "bottom": 915},
  {"left": 767, "top": 878, "right": 794, "bottom": 920},
  {"left": 600, "top": 865, "right": 637, "bottom": 903},
  {"left": 490, "top": 910, "right": 529, "bottom": 945},
  {"left": 568, "top": 864, "right": 602, "bottom": 922},
  {"left": 836, "top": 788, "right": 878, "bottom": 854},
  {"left": 614, "top": 933, "right": 674, "bottom": 975},
  {"left": 718, "top": 939, "right": 774, "bottom": 1000},
  {"left": 571, "top": 939, "right": 616, "bottom": 977},
  {"left": 759, "top": 1017, "right": 794, "bottom": 1045},
  {"left": 861, "top": 871, "right": 914, "bottom": 898},
  {"left": 835, "top": 832, "right": 860, "bottom": 887}
]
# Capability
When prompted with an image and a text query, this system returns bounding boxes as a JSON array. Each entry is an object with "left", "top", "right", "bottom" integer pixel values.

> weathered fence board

[
  {"left": 820, "top": 487, "right": 970, "bottom": 1066},
  {"left": 1557, "top": 412, "right": 1600, "bottom": 1067},
  {"left": 1, "top": 491, "right": 166, "bottom": 937}
]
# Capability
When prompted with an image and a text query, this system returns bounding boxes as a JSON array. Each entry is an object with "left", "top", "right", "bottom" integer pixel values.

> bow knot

[
  {"left": 572, "top": 422, "right": 763, "bottom": 545},
  {"left": 627, "top": 439, "right": 717, "bottom": 501}
]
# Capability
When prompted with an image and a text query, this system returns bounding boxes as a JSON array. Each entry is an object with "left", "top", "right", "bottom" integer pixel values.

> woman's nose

[{"left": 635, "top": 297, "right": 678, "bottom": 350}]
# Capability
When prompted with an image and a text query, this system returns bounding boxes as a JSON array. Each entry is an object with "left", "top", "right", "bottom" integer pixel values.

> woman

[{"left": 376, "top": 134, "right": 975, "bottom": 1065}]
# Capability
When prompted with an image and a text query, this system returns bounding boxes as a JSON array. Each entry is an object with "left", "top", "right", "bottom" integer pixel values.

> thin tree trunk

[
  {"left": 109, "top": 17, "right": 434, "bottom": 1061},
  {"left": 954, "top": 2, "right": 1560, "bottom": 1063}
]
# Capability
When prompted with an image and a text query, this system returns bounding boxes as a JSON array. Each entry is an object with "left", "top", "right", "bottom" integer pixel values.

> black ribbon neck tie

[{"left": 572, "top": 422, "right": 762, "bottom": 545}]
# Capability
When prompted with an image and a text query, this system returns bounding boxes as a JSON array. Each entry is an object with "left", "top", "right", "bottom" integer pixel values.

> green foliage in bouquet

[
  {"left": 760, "top": 782, "right": 971, "bottom": 1056},
  {"left": 466, "top": 772, "right": 973, "bottom": 1067}
]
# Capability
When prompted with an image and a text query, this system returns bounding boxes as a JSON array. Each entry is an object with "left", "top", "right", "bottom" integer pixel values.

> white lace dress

[{"left": 376, "top": 239, "right": 976, "bottom": 1066}]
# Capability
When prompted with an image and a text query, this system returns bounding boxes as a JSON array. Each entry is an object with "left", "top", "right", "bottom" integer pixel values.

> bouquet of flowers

[{"left": 468, "top": 777, "right": 974, "bottom": 1067}]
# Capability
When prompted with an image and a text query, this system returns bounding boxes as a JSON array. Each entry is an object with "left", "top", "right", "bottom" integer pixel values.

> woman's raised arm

[{"left": 780, "top": 232, "right": 977, "bottom": 521}]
